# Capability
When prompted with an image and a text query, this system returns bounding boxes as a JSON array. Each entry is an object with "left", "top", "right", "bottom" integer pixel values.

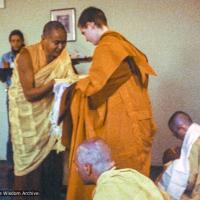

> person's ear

[
  {"left": 86, "top": 22, "right": 96, "bottom": 29},
  {"left": 182, "top": 124, "right": 188, "bottom": 131},
  {"left": 84, "top": 163, "right": 92, "bottom": 176},
  {"left": 110, "top": 161, "right": 115, "bottom": 168},
  {"left": 176, "top": 125, "right": 187, "bottom": 140},
  {"left": 41, "top": 34, "right": 45, "bottom": 41}
]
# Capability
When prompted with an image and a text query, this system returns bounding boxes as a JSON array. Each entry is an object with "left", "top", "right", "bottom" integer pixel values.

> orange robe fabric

[{"left": 62, "top": 31, "right": 157, "bottom": 200}]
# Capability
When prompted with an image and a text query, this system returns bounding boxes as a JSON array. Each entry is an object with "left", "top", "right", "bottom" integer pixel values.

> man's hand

[
  {"left": 3, "top": 60, "right": 10, "bottom": 68},
  {"left": 181, "top": 194, "right": 200, "bottom": 200}
]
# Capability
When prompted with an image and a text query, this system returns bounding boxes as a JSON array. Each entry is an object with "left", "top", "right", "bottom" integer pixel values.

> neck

[
  {"left": 11, "top": 49, "right": 20, "bottom": 55},
  {"left": 95, "top": 161, "right": 115, "bottom": 184},
  {"left": 46, "top": 55, "right": 55, "bottom": 64},
  {"left": 11, "top": 44, "right": 24, "bottom": 55},
  {"left": 101, "top": 25, "right": 109, "bottom": 34},
  {"left": 41, "top": 42, "right": 54, "bottom": 64},
  {"left": 95, "top": 25, "right": 109, "bottom": 45},
  {"left": 98, "top": 25, "right": 109, "bottom": 38}
]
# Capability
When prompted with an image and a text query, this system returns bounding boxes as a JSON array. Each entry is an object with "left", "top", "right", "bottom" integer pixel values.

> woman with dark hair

[
  {"left": 1, "top": 29, "right": 25, "bottom": 85},
  {"left": 0, "top": 29, "right": 25, "bottom": 171}
]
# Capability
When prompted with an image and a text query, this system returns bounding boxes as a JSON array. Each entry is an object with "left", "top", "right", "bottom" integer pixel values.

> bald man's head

[
  {"left": 168, "top": 111, "right": 192, "bottom": 140},
  {"left": 75, "top": 138, "right": 115, "bottom": 184}
]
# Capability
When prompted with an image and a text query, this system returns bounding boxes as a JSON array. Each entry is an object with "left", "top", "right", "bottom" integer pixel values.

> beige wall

[{"left": 0, "top": 0, "right": 200, "bottom": 164}]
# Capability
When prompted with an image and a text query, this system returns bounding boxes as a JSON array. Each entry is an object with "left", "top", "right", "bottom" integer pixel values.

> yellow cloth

[
  {"left": 64, "top": 31, "right": 157, "bottom": 200},
  {"left": 158, "top": 124, "right": 200, "bottom": 200},
  {"left": 186, "top": 137, "right": 200, "bottom": 199},
  {"left": 93, "top": 167, "right": 168, "bottom": 200},
  {"left": 159, "top": 137, "right": 200, "bottom": 200},
  {"left": 8, "top": 42, "right": 77, "bottom": 176}
]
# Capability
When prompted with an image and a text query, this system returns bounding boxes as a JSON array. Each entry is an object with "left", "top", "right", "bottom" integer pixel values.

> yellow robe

[
  {"left": 184, "top": 137, "right": 200, "bottom": 199},
  {"left": 94, "top": 167, "right": 169, "bottom": 200},
  {"left": 61, "top": 31, "right": 157, "bottom": 200},
  {"left": 9, "top": 42, "right": 76, "bottom": 176}
]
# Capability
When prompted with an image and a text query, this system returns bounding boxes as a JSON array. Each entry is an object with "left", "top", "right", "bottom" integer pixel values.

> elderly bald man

[{"left": 75, "top": 138, "right": 169, "bottom": 200}]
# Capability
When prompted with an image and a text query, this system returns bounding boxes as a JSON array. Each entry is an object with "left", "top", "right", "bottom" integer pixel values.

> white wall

[{"left": 0, "top": 0, "right": 200, "bottom": 164}]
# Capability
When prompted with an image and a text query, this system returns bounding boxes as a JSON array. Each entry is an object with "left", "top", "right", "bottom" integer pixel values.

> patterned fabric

[
  {"left": 8, "top": 42, "right": 77, "bottom": 176},
  {"left": 186, "top": 137, "right": 200, "bottom": 199}
]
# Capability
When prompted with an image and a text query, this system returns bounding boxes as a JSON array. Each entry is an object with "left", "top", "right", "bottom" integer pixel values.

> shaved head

[
  {"left": 75, "top": 138, "right": 115, "bottom": 184},
  {"left": 168, "top": 111, "right": 193, "bottom": 139},
  {"left": 43, "top": 21, "right": 66, "bottom": 36},
  {"left": 168, "top": 111, "right": 192, "bottom": 131},
  {"left": 41, "top": 21, "right": 67, "bottom": 63},
  {"left": 76, "top": 138, "right": 114, "bottom": 176}
]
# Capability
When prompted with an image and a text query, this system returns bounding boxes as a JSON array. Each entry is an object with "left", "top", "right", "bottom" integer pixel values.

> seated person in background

[
  {"left": 158, "top": 111, "right": 200, "bottom": 200},
  {"left": 75, "top": 138, "right": 170, "bottom": 200}
]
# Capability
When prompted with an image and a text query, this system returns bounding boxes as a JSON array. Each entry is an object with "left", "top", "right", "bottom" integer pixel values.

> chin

[
  {"left": 83, "top": 181, "right": 93, "bottom": 185},
  {"left": 53, "top": 52, "right": 61, "bottom": 58},
  {"left": 93, "top": 41, "right": 98, "bottom": 45},
  {"left": 82, "top": 179, "right": 94, "bottom": 185}
]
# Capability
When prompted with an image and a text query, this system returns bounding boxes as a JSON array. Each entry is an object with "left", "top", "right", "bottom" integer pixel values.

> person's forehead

[
  {"left": 47, "top": 29, "right": 66, "bottom": 37},
  {"left": 10, "top": 35, "right": 22, "bottom": 40}
]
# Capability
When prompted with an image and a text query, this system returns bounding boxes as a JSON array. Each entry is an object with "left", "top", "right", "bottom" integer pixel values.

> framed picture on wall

[
  {"left": 0, "top": 0, "right": 5, "bottom": 8},
  {"left": 50, "top": 8, "right": 76, "bottom": 41}
]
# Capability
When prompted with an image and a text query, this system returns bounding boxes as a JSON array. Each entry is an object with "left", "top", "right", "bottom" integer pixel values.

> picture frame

[
  {"left": 0, "top": 0, "right": 5, "bottom": 8},
  {"left": 50, "top": 8, "right": 76, "bottom": 41}
]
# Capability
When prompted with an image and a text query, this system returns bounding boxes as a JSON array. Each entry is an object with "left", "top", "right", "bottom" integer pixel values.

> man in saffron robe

[
  {"left": 9, "top": 21, "right": 77, "bottom": 200},
  {"left": 60, "top": 7, "right": 157, "bottom": 200}
]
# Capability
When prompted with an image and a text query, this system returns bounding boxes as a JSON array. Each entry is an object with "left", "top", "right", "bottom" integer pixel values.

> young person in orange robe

[{"left": 59, "top": 6, "right": 157, "bottom": 200}]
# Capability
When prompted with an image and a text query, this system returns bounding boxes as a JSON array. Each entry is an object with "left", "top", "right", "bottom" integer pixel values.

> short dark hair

[
  {"left": 43, "top": 21, "right": 66, "bottom": 36},
  {"left": 168, "top": 111, "right": 193, "bottom": 131},
  {"left": 9, "top": 29, "right": 24, "bottom": 42},
  {"left": 78, "top": 7, "right": 107, "bottom": 28}
]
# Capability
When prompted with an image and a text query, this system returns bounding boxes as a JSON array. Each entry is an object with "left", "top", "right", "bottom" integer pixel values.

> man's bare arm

[{"left": 17, "top": 49, "right": 55, "bottom": 102}]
